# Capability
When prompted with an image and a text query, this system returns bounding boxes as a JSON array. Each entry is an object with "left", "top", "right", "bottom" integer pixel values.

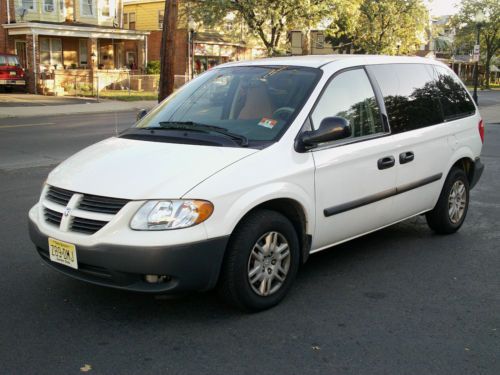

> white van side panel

[{"left": 183, "top": 143, "right": 316, "bottom": 240}]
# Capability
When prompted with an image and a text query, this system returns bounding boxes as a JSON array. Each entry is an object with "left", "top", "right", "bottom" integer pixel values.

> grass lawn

[
  {"left": 97, "top": 90, "right": 158, "bottom": 101},
  {"left": 466, "top": 83, "right": 500, "bottom": 91}
]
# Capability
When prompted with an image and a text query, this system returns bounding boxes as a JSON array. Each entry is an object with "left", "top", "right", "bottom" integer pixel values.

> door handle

[
  {"left": 377, "top": 156, "right": 395, "bottom": 170},
  {"left": 399, "top": 151, "right": 415, "bottom": 164}
]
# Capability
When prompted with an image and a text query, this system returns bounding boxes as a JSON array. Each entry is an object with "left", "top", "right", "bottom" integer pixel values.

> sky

[{"left": 426, "top": 0, "right": 461, "bottom": 16}]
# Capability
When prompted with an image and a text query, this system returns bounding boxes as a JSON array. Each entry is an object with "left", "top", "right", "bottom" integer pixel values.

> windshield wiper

[{"left": 156, "top": 121, "right": 248, "bottom": 146}]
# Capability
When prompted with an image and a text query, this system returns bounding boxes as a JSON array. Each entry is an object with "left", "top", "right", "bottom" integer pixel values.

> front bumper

[
  {"left": 29, "top": 218, "right": 229, "bottom": 293},
  {"left": 0, "top": 79, "right": 25, "bottom": 85},
  {"left": 470, "top": 158, "right": 484, "bottom": 189}
]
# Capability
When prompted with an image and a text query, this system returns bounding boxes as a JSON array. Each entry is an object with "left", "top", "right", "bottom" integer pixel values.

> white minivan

[{"left": 29, "top": 55, "right": 484, "bottom": 311}]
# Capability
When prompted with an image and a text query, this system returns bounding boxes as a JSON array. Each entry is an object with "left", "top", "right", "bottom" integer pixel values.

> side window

[
  {"left": 368, "top": 64, "right": 443, "bottom": 133},
  {"left": 311, "top": 68, "right": 384, "bottom": 139},
  {"left": 435, "top": 66, "right": 475, "bottom": 120}
]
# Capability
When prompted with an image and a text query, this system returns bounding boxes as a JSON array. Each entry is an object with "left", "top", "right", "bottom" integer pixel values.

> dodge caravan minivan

[{"left": 29, "top": 55, "right": 484, "bottom": 311}]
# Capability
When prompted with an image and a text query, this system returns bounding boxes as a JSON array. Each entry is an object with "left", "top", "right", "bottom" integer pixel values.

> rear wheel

[
  {"left": 426, "top": 167, "right": 469, "bottom": 234},
  {"left": 218, "top": 209, "right": 300, "bottom": 312}
]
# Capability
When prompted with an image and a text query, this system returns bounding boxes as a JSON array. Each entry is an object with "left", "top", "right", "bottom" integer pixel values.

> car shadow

[{"left": 38, "top": 214, "right": 451, "bottom": 321}]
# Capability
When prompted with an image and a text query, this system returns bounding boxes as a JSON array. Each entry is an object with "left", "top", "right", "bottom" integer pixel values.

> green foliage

[
  {"left": 189, "top": 0, "right": 340, "bottom": 55},
  {"left": 146, "top": 61, "right": 161, "bottom": 75},
  {"left": 326, "top": 0, "right": 429, "bottom": 55},
  {"left": 453, "top": 0, "right": 499, "bottom": 87}
]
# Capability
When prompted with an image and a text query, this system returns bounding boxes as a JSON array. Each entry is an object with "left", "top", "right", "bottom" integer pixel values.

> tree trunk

[{"left": 159, "top": 0, "right": 178, "bottom": 102}]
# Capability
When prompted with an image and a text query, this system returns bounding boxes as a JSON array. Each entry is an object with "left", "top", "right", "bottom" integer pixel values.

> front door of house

[{"left": 15, "top": 41, "right": 27, "bottom": 68}]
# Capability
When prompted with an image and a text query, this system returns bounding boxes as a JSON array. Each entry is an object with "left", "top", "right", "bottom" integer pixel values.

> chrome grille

[
  {"left": 44, "top": 208, "right": 63, "bottom": 226},
  {"left": 71, "top": 217, "right": 108, "bottom": 235},
  {"left": 46, "top": 186, "right": 73, "bottom": 206},
  {"left": 79, "top": 194, "right": 129, "bottom": 214},
  {"left": 43, "top": 185, "right": 129, "bottom": 235}
]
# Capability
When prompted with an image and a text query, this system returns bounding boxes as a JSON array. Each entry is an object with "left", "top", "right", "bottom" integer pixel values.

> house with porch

[{"left": 0, "top": 0, "right": 149, "bottom": 94}]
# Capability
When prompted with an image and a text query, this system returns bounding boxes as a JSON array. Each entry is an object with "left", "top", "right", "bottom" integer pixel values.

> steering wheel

[{"left": 272, "top": 107, "right": 295, "bottom": 121}]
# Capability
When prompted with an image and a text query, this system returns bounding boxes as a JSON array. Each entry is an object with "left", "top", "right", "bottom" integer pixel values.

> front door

[
  {"left": 310, "top": 67, "right": 399, "bottom": 250},
  {"left": 15, "top": 41, "right": 27, "bottom": 68}
]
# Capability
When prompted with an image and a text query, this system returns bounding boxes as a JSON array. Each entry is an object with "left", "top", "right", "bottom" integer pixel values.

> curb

[{"left": 0, "top": 102, "right": 157, "bottom": 119}]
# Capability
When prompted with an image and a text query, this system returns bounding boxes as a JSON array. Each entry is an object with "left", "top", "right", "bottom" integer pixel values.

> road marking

[{"left": 0, "top": 122, "right": 56, "bottom": 129}]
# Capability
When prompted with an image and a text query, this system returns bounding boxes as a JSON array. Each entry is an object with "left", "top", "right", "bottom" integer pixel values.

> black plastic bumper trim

[
  {"left": 470, "top": 158, "right": 484, "bottom": 189},
  {"left": 29, "top": 219, "right": 229, "bottom": 293}
]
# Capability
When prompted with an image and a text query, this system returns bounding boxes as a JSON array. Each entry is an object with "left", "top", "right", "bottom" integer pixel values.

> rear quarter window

[{"left": 434, "top": 66, "right": 475, "bottom": 121}]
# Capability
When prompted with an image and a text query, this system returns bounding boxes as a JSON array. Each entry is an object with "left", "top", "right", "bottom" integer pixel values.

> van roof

[{"left": 218, "top": 54, "right": 442, "bottom": 69}]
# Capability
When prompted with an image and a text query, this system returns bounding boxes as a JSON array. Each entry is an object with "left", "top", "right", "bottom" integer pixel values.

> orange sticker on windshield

[{"left": 258, "top": 118, "right": 278, "bottom": 129}]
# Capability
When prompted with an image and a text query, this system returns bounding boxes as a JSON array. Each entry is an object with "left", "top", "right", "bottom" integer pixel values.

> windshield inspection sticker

[{"left": 258, "top": 118, "right": 278, "bottom": 129}]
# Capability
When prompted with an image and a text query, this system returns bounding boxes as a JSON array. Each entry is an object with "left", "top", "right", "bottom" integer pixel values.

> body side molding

[{"left": 324, "top": 173, "right": 443, "bottom": 217}]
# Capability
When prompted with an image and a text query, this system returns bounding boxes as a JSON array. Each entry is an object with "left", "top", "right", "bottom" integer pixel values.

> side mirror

[
  {"left": 301, "top": 116, "right": 351, "bottom": 147},
  {"left": 136, "top": 109, "right": 148, "bottom": 121}
]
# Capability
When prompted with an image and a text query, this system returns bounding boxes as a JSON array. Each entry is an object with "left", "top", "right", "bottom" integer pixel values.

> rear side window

[
  {"left": 368, "top": 64, "right": 443, "bottom": 134},
  {"left": 435, "top": 66, "right": 475, "bottom": 120},
  {"left": 311, "top": 68, "right": 384, "bottom": 139}
]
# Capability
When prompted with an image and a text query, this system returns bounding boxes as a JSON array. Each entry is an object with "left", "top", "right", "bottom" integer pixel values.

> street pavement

[
  {"left": 0, "top": 92, "right": 499, "bottom": 374},
  {"left": 0, "top": 94, "right": 157, "bottom": 119}
]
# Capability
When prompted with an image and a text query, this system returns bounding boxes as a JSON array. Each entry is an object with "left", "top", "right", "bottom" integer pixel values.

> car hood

[{"left": 48, "top": 137, "right": 258, "bottom": 200}]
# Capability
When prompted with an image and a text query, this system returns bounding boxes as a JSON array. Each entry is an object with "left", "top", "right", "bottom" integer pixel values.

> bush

[{"left": 146, "top": 61, "right": 161, "bottom": 75}]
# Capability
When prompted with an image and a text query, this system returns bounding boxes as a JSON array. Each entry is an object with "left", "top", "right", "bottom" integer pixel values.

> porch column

[
  {"left": 25, "top": 33, "right": 40, "bottom": 94},
  {"left": 87, "top": 38, "right": 98, "bottom": 71},
  {"left": 87, "top": 38, "right": 98, "bottom": 92},
  {"left": 137, "top": 38, "right": 146, "bottom": 73}
]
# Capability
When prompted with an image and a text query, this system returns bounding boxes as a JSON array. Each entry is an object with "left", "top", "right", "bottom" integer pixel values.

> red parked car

[{"left": 0, "top": 53, "right": 26, "bottom": 92}]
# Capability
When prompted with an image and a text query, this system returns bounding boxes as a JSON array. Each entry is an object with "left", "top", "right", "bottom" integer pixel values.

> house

[
  {"left": 0, "top": 0, "right": 149, "bottom": 94},
  {"left": 123, "top": 0, "right": 262, "bottom": 86}
]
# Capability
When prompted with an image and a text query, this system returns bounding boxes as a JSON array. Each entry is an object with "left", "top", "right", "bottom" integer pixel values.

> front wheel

[
  {"left": 426, "top": 167, "right": 470, "bottom": 234},
  {"left": 218, "top": 209, "right": 300, "bottom": 312}
]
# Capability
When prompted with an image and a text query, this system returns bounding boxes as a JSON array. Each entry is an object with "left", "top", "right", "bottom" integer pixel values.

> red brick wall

[
  {"left": 148, "top": 29, "right": 188, "bottom": 77},
  {"left": 0, "top": 0, "right": 16, "bottom": 54},
  {"left": 148, "top": 31, "right": 162, "bottom": 62}
]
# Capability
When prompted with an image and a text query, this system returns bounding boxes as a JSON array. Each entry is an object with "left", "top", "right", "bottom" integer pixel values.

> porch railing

[{"left": 39, "top": 70, "right": 190, "bottom": 99}]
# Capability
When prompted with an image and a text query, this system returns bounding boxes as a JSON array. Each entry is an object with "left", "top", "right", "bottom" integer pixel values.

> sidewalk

[
  {"left": 0, "top": 95, "right": 157, "bottom": 119},
  {"left": 480, "top": 105, "right": 499, "bottom": 124}
]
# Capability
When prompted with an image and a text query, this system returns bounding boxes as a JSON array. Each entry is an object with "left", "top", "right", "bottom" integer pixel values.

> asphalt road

[{"left": 0, "top": 97, "right": 499, "bottom": 374}]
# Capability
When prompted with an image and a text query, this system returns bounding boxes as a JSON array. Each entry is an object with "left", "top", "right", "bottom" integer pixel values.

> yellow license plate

[{"left": 48, "top": 238, "right": 78, "bottom": 269}]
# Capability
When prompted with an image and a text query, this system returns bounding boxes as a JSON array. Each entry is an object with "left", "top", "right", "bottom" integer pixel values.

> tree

[
  {"left": 190, "top": 0, "right": 339, "bottom": 56},
  {"left": 159, "top": 0, "right": 178, "bottom": 102},
  {"left": 454, "top": 0, "right": 499, "bottom": 88},
  {"left": 326, "top": 0, "right": 429, "bottom": 55}
]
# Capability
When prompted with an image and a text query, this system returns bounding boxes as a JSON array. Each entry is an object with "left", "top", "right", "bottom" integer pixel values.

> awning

[
  {"left": 194, "top": 32, "right": 245, "bottom": 47},
  {"left": 2, "top": 22, "right": 149, "bottom": 41}
]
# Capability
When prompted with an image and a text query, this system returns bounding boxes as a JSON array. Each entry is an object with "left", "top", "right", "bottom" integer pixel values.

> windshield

[
  {"left": 136, "top": 66, "right": 321, "bottom": 145},
  {"left": 0, "top": 55, "right": 20, "bottom": 66}
]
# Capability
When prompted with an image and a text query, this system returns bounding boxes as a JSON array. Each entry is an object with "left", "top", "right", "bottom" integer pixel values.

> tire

[
  {"left": 218, "top": 209, "right": 300, "bottom": 312},
  {"left": 426, "top": 167, "right": 470, "bottom": 234}
]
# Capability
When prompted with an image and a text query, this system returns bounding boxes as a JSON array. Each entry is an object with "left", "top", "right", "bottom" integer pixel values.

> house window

[
  {"left": 315, "top": 33, "right": 325, "bottom": 49},
  {"left": 81, "top": 0, "right": 94, "bottom": 17},
  {"left": 102, "top": 0, "right": 110, "bottom": 17},
  {"left": 123, "top": 13, "right": 128, "bottom": 28},
  {"left": 21, "top": 0, "right": 35, "bottom": 11},
  {"left": 158, "top": 10, "right": 164, "bottom": 30},
  {"left": 79, "top": 39, "right": 88, "bottom": 66},
  {"left": 128, "top": 12, "right": 136, "bottom": 30},
  {"left": 44, "top": 0, "right": 54, "bottom": 12},
  {"left": 40, "top": 37, "right": 63, "bottom": 69}
]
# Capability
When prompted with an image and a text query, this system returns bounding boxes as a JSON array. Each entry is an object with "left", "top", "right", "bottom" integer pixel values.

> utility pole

[{"left": 159, "top": 0, "right": 178, "bottom": 102}]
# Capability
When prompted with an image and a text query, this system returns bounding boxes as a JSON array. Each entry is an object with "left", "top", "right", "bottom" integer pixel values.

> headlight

[{"left": 130, "top": 200, "right": 214, "bottom": 230}]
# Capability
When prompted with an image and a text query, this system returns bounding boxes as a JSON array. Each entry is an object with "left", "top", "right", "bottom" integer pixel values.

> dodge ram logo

[{"left": 63, "top": 207, "right": 71, "bottom": 217}]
